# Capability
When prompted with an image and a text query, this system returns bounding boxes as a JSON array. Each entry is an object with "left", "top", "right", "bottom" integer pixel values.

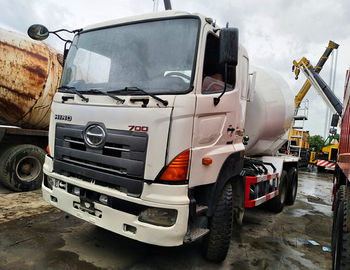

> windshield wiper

[
  {"left": 83, "top": 89, "right": 125, "bottom": 103},
  {"left": 58, "top": 86, "right": 89, "bottom": 102},
  {"left": 108, "top": 87, "right": 168, "bottom": 106}
]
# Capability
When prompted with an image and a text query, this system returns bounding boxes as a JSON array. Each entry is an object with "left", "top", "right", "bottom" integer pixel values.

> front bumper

[{"left": 42, "top": 155, "right": 189, "bottom": 247}]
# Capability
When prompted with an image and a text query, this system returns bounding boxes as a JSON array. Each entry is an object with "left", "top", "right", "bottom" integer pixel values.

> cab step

[{"left": 184, "top": 228, "right": 210, "bottom": 243}]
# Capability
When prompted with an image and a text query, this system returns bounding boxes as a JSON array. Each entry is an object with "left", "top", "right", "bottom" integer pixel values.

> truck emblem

[
  {"left": 84, "top": 124, "right": 106, "bottom": 148},
  {"left": 55, "top": 114, "right": 72, "bottom": 121}
]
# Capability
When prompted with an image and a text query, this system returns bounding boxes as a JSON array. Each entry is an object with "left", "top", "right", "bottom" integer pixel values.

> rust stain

[
  {"left": 0, "top": 28, "right": 63, "bottom": 129},
  {"left": 0, "top": 41, "right": 48, "bottom": 62},
  {"left": 0, "top": 97, "right": 26, "bottom": 119},
  {"left": 57, "top": 54, "right": 64, "bottom": 66},
  {"left": 0, "top": 84, "right": 36, "bottom": 100},
  {"left": 23, "top": 65, "right": 46, "bottom": 79}
]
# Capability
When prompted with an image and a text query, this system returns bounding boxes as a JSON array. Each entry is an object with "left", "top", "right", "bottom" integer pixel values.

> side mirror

[
  {"left": 219, "top": 28, "right": 239, "bottom": 66},
  {"left": 27, "top": 24, "right": 49, "bottom": 41}
]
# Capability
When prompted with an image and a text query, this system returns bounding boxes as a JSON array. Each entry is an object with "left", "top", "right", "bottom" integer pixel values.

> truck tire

[
  {"left": 202, "top": 182, "right": 233, "bottom": 262},
  {"left": 285, "top": 167, "right": 298, "bottom": 206},
  {"left": 266, "top": 170, "right": 287, "bottom": 213},
  {"left": 332, "top": 185, "right": 346, "bottom": 262},
  {"left": 0, "top": 144, "right": 45, "bottom": 191},
  {"left": 332, "top": 196, "right": 350, "bottom": 270},
  {"left": 333, "top": 186, "right": 346, "bottom": 231}
]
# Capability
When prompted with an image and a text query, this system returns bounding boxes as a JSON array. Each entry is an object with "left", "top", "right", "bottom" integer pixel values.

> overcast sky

[{"left": 1, "top": 0, "right": 349, "bottom": 137}]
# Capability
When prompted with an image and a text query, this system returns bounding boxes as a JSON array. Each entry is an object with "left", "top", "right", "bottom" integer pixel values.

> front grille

[{"left": 53, "top": 123, "right": 148, "bottom": 196}]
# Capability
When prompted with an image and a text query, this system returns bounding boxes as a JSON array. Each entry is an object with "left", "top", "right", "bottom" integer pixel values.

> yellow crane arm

[{"left": 294, "top": 41, "right": 339, "bottom": 109}]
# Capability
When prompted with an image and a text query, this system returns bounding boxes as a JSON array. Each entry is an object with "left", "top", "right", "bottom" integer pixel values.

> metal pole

[{"left": 163, "top": 0, "right": 172, "bottom": 10}]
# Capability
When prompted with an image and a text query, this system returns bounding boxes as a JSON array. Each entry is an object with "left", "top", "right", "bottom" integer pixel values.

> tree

[{"left": 309, "top": 135, "right": 324, "bottom": 152}]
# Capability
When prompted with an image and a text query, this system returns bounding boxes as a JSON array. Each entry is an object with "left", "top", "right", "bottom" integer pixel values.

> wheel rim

[{"left": 15, "top": 156, "right": 41, "bottom": 182}]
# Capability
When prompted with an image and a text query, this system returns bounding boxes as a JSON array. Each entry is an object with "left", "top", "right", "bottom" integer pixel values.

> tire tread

[{"left": 203, "top": 183, "right": 233, "bottom": 262}]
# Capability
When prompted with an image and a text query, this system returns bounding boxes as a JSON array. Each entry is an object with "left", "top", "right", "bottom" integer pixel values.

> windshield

[{"left": 60, "top": 17, "right": 199, "bottom": 94}]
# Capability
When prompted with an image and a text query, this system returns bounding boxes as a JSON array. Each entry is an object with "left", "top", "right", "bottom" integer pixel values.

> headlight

[
  {"left": 44, "top": 175, "right": 54, "bottom": 190},
  {"left": 99, "top": 194, "right": 108, "bottom": 205},
  {"left": 73, "top": 187, "right": 80, "bottom": 196},
  {"left": 138, "top": 208, "right": 177, "bottom": 227}
]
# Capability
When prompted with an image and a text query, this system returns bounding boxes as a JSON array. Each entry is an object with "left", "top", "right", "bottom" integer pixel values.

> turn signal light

[
  {"left": 46, "top": 145, "right": 50, "bottom": 155},
  {"left": 202, "top": 158, "right": 212, "bottom": 165},
  {"left": 159, "top": 149, "right": 190, "bottom": 181}
]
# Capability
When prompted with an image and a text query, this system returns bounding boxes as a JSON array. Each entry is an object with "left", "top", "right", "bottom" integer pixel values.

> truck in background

[
  {"left": 285, "top": 41, "right": 339, "bottom": 167},
  {"left": 28, "top": 11, "right": 299, "bottom": 262},
  {"left": 0, "top": 28, "right": 62, "bottom": 191},
  {"left": 284, "top": 128, "right": 310, "bottom": 167},
  {"left": 332, "top": 68, "right": 350, "bottom": 270},
  {"left": 317, "top": 129, "right": 339, "bottom": 171},
  {"left": 293, "top": 55, "right": 343, "bottom": 173}
]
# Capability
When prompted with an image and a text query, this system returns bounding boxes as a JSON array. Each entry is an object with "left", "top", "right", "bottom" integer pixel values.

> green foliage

[{"left": 309, "top": 135, "right": 324, "bottom": 152}]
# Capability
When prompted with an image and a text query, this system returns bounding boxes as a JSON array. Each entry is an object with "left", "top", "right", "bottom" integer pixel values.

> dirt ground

[{"left": 0, "top": 168, "right": 333, "bottom": 270}]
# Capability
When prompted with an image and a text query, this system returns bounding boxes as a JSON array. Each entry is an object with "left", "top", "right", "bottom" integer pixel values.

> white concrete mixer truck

[
  {"left": 29, "top": 11, "right": 299, "bottom": 262},
  {"left": 0, "top": 28, "right": 62, "bottom": 191}
]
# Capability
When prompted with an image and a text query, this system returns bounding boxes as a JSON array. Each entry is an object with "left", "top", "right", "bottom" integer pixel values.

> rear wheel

[
  {"left": 266, "top": 170, "right": 287, "bottom": 213},
  {"left": 332, "top": 194, "right": 350, "bottom": 270},
  {"left": 202, "top": 183, "right": 233, "bottom": 262},
  {"left": 285, "top": 167, "right": 298, "bottom": 206},
  {"left": 332, "top": 186, "right": 350, "bottom": 270},
  {"left": 333, "top": 199, "right": 344, "bottom": 270},
  {"left": 0, "top": 144, "right": 45, "bottom": 191},
  {"left": 332, "top": 185, "right": 346, "bottom": 251}
]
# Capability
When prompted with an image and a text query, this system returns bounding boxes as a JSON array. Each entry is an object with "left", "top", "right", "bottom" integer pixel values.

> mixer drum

[
  {"left": 244, "top": 66, "right": 295, "bottom": 156},
  {"left": 0, "top": 28, "right": 62, "bottom": 129}
]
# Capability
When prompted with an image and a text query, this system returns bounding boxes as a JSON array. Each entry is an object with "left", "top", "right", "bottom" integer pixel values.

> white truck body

[{"left": 40, "top": 11, "right": 298, "bottom": 261}]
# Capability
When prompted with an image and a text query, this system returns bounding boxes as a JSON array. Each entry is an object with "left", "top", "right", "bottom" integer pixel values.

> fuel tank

[
  {"left": 244, "top": 66, "right": 295, "bottom": 156},
  {"left": 0, "top": 28, "right": 62, "bottom": 129}
]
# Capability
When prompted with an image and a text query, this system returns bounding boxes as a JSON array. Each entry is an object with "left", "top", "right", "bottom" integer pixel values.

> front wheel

[
  {"left": 0, "top": 144, "right": 45, "bottom": 191},
  {"left": 202, "top": 183, "right": 233, "bottom": 262}
]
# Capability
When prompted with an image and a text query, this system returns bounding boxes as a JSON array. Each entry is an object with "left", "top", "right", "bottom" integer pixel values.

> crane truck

[
  {"left": 0, "top": 28, "right": 62, "bottom": 191},
  {"left": 28, "top": 11, "right": 299, "bottom": 262},
  {"left": 285, "top": 41, "right": 339, "bottom": 166},
  {"left": 293, "top": 57, "right": 343, "bottom": 172}
]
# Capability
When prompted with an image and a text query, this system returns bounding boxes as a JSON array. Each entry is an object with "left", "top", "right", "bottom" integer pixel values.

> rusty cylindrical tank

[{"left": 0, "top": 27, "right": 62, "bottom": 129}]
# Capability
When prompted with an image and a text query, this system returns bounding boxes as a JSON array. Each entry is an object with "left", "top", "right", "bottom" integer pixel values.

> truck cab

[{"left": 39, "top": 11, "right": 296, "bottom": 262}]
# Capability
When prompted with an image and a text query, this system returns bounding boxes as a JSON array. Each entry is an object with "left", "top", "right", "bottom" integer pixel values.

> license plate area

[{"left": 73, "top": 198, "right": 102, "bottom": 218}]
